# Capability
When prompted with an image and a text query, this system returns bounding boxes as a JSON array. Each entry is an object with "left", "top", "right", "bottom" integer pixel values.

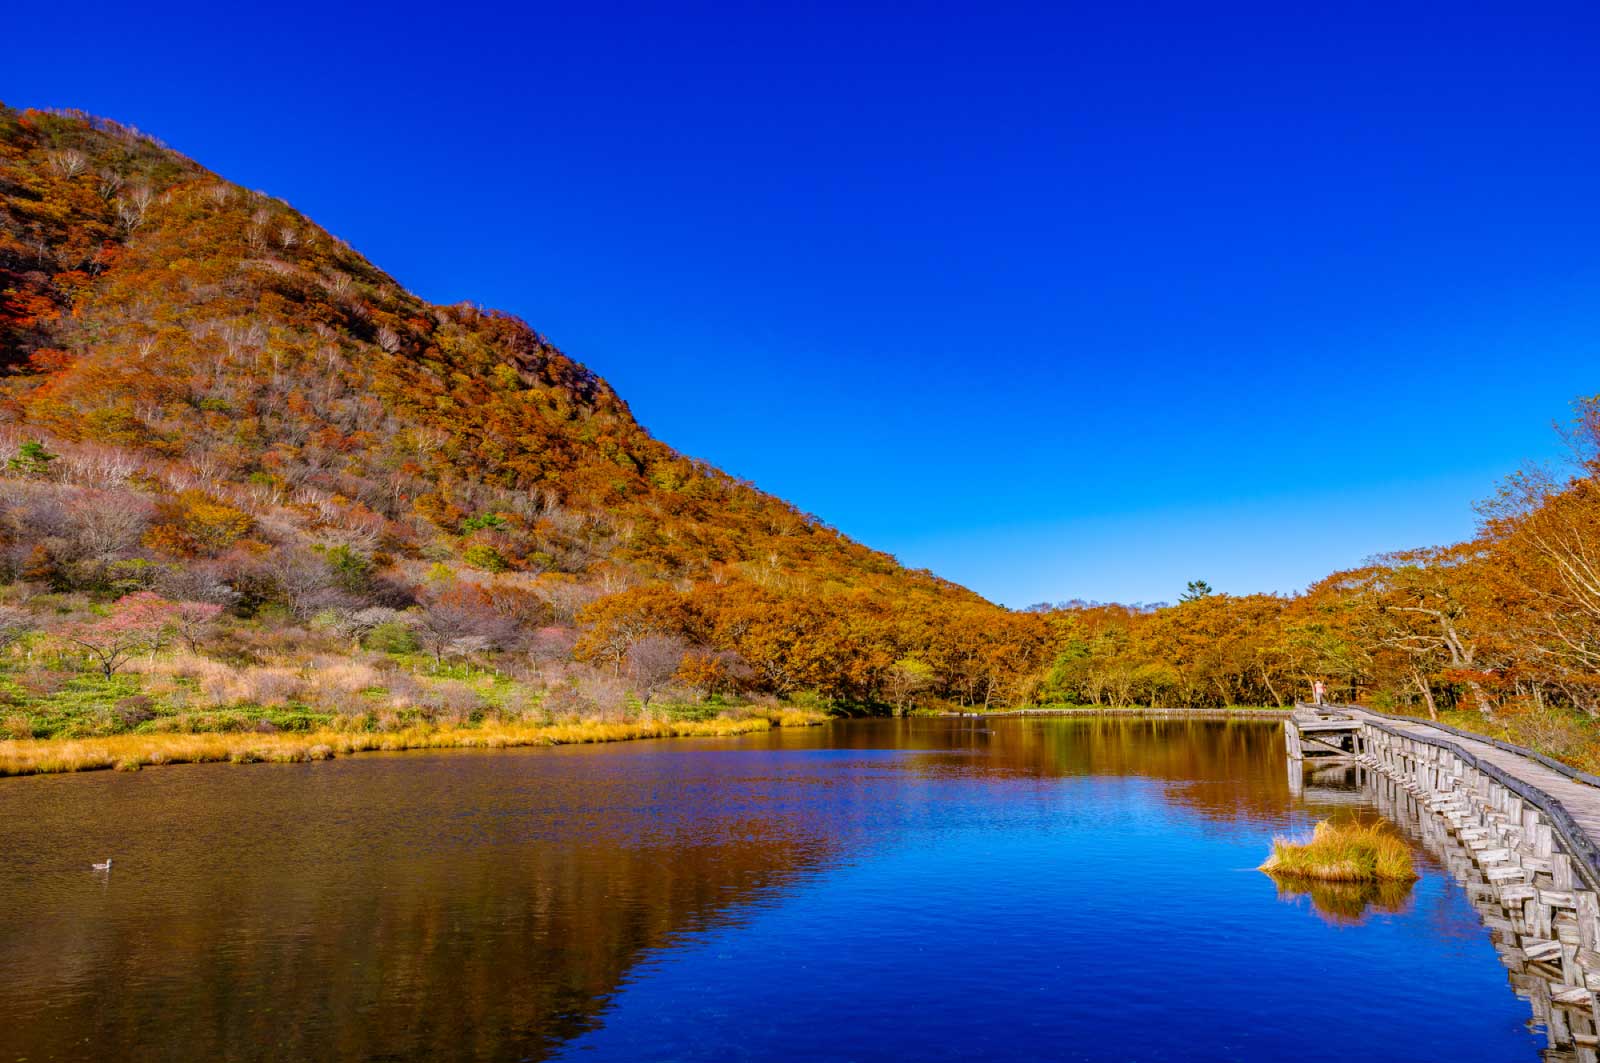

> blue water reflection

[{"left": 0, "top": 718, "right": 1542, "bottom": 1061}]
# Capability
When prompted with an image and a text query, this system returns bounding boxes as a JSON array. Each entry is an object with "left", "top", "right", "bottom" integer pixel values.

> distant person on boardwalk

[{"left": 1312, "top": 679, "right": 1327, "bottom": 707}]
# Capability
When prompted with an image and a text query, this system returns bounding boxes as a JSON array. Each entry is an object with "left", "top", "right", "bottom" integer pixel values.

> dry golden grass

[
  {"left": 0, "top": 710, "right": 827, "bottom": 777},
  {"left": 769, "top": 706, "right": 828, "bottom": 727},
  {"left": 1260, "top": 819, "right": 1417, "bottom": 882},
  {"left": 126, "top": 653, "right": 389, "bottom": 710}
]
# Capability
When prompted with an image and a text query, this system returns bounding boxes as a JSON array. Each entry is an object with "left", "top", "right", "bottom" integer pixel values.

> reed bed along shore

[
  {"left": 0, "top": 709, "right": 827, "bottom": 778},
  {"left": 1260, "top": 819, "right": 1417, "bottom": 882}
]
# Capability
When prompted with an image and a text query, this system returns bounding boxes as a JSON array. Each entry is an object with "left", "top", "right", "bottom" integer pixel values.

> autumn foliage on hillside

[
  {"left": 3, "top": 103, "right": 1600, "bottom": 754},
  {"left": 0, "top": 102, "right": 1022, "bottom": 731},
  {"left": 0, "top": 105, "right": 959, "bottom": 589}
]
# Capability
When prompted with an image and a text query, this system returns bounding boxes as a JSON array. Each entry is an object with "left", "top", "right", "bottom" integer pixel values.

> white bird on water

[{"left": 91, "top": 858, "right": 112, "bottom": 871}]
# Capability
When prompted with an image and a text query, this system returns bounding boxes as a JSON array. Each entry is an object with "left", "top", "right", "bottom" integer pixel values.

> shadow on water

[{"left": 0, "top": 718, "right": 1544, "bottom": 1062}]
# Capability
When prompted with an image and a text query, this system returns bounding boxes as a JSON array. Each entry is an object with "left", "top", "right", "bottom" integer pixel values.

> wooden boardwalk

[
  {"left": 1348, "top": 707, "right": 1600, "bottom": 866},
  {"left": 1289, "top": 702, "right": 1600, "bottom": 890},
  {"left": 1286, "top": 703, "right": 1600, "bottom": 1058}
]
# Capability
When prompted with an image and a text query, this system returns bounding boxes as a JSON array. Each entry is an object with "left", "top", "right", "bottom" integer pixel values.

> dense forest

[{"left": 2, "top": 105, "right": 1598, "bottom": 764}]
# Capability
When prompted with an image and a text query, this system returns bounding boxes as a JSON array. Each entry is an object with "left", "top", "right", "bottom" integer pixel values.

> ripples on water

[{"left": 0, "top": 718, "right": 1543, "bottom": 1061}]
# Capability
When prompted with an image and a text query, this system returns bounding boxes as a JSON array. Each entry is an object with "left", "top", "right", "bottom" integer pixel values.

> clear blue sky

[{"left": 8, "top": 2, "right": 1599, "bottom": 606}]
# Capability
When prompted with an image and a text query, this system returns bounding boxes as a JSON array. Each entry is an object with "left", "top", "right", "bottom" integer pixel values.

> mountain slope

[
  {"left": 0, "top": 104, "right": 1040, "bottom": 720},
  {"left": 6, "top": 105, "right": 1598, "bottom": 752},
  {"left": 0, "top": 104, "right": 973, "bottom": 595}
]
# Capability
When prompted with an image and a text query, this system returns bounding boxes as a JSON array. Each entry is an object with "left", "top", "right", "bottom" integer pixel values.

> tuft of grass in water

[
  {"left": 1260, "top": 819, "right": 1417, "bottom": 882},
  {"left": 0, "top": 711, "right": 828, "bottom": 777}
]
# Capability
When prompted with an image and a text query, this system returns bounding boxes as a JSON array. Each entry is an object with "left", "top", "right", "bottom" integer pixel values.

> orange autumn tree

[{"left": 1479, "top": 397, "right": 1600, "bottom": 714}]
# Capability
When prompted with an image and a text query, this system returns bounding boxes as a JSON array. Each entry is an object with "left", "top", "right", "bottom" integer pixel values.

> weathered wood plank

[{"left": 1296, "top": 720, "right": 1361, "bottom": 733}]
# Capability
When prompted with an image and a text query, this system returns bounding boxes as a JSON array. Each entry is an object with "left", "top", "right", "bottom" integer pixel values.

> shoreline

[
  {"left": 0, "top": 706, "right": 1293, "bottom": 779},
  {"left": 0, "top": 711, "right": 827, "bottom": 779}
]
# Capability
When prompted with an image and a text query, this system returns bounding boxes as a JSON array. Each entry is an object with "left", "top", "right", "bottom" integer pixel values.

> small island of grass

[{"left": 1260, "top": 820, "right": 1417, "bottom": 882}]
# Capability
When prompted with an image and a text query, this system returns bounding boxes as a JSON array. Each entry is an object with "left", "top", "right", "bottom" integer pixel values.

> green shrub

[
  {"left": 787, "top": 690, "right": 837, "bottom": 713},
  {"left": 324, "top": 544, "right": 374, "bottom": 592},
  {"left": 7, "top": 440, "right": 57, "bottom": 477},
  {"left": 365, "top": 620, "right": 419, "bottom": 654},
  {"left": 262, "top": 710, "right": 328, "bottom": 733},
  {"left": 461, "top": 544, "right": 509, "bottom": 572},
  {"left": 664, "top": 703, "right": 718, "bottom": 722},
  {"left": 460, "top": 513, "right": 508, "bottom": 533}
]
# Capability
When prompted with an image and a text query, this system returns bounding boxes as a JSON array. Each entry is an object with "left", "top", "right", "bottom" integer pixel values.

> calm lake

[{"left": 0, "top": 718, "right": 1545, "bottom": 1061}]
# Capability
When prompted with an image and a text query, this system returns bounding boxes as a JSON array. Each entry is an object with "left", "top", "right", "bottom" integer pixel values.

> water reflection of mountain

[
  {"left": 0, "top": 745, "right": 850, "bottom": 1062},
  {"left": 0, "top": 718, "right": 1291, "bottom": 1062}
]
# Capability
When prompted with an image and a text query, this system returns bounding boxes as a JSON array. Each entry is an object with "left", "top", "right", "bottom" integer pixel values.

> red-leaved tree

[{"left": 58, "top": 592, "right": 181, "bottom": 679}]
